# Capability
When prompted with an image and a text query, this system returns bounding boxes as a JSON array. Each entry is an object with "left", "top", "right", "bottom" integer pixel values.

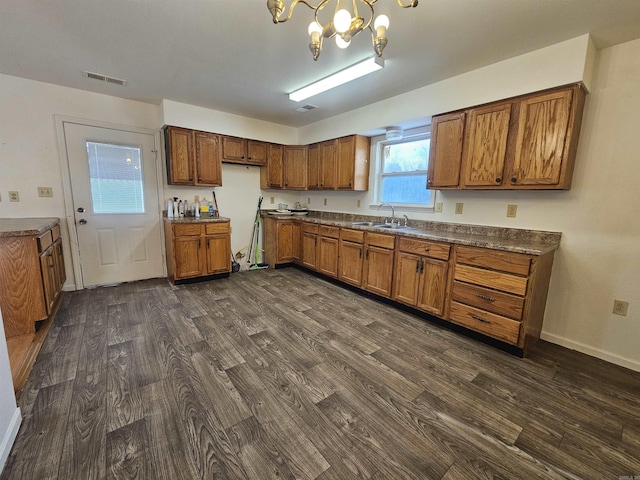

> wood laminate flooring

[{"left": 3, "top": 268, "right": 640, "bottom": 479}]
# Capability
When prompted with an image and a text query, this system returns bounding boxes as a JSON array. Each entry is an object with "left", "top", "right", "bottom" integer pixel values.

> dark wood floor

[{"left": 3, "top": 268, "right": 640, "bottom": 479}]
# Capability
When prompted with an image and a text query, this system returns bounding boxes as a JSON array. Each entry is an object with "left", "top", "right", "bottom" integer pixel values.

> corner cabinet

[
  {"left": 0, "top": 221, "right": 66, "bottom": 337},
  {"left": 263, "top": 216, "right": 301, "bottom": 268},
  {"left": 165, "top": 126, "right": 222, "bottom": 187},
  {"left": 428, "top": 84, "right": 586, "bottom": 190},
  {"left": 164, "top": 220, "right": 231, "bottom": 282}
]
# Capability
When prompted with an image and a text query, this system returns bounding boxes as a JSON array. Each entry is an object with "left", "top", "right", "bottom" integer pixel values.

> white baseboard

[
  {"left": 541, "top": 332, "right": 640, "bottom": 373},
  {"left": 0, "top": 408, "right": 21, "bottom": 473}
]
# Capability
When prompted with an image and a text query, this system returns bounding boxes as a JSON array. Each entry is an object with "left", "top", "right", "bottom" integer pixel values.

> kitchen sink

[
  {"left": 349, "top": 221, "right": 407, "bottom": 229},
  {"left": 349, "top": 221, "right": 376, "bottom": 226}
]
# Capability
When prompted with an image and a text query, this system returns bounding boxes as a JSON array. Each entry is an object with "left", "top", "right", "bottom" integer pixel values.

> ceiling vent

[
  {"left": 295, "top": 104, "right": 318, "bottom": 113},
  {"left": 83, "top": 71, "right": 127, "bottom": 86},
  {"left": 385, "top": 126, "right": 404, "bottom": 140}
]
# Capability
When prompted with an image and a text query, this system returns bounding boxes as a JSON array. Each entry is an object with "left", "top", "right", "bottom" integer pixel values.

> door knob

[
  {"left": 77, "top": 207, "right": 85, "bottom": 213},
  {"left": 78, "top": 219, "right": 87, "bottom": 225}
]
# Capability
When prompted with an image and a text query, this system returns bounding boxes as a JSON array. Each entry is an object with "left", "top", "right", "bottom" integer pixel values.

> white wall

[{"left": 0, "top": 308, "right": 21, "bottom": 473}]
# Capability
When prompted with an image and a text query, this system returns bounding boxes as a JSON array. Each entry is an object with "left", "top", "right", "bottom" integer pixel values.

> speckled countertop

[
  {"left": 163, "top": 215, "right": 230, "bottom": 224},
  {"left": 262, "top": 211, "right": 561, "bottom": 255},
  {"left": 0, "top": 217, "right": 60, "bottom": 237}
]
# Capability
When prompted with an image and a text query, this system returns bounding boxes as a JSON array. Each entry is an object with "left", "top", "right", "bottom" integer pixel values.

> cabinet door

[
  {"left": 462, "top": 103, "right": 511, "bottom": 187},
  {"left": 39, "top": 248, "right": 57, "bottom": 314},
  {"left": 195, "top": 131, "right": 222, "bottom": 186},
  {"left": 206, "top": 235, "right": 231, "bottom": 274},
  {"left": 320, "top": 140, "right": 337, "bottom": 189},
  {"left": 247, "top": 140, "right": 268, "bottom": 166},
  {"left": 52, "top": 239, "right": 66, "bottom": 295},
  {"left": 266, "top": 144, "right": 284, "bottom": 188},
  {"left": 338, "top": 240, "right": 363, "bottom": 287},
  {"left": 277, "top": 222, "right": 296, "bottom": 262},
  {"left": 317, "top": 236, "right": 339, "bottom": 278},
  {"left": 392, "top": 251, "right": 421, "bottom": 307},
  {"left": 416, "top": 258, "right": 448, "bottom": 316},
  {"left": 284, "top": 146, "right": 308, "bottom": 189},
  {"left": 174, "top": 237, "right": 203, "bottom": 279},
  {"left": 307, "top": 144, "right": 320, "bottom": 189},
  {"left": 510, "top": 89, "right": 573, "bottom": 186},
  {"left": 292, "top": 223, "right": 301, "bottom": 261},
  {"left": 427, "top": 112, "right": 465, "bottom": 188},
  {"left": 363, "top": 246, "right": 394, "bottom": 298},
  {"left": 336, "top": 136, "right": 355, "bottom": 189},
  {"left": 221, "top": 136, "right": 247, "bottom": 163},
  {"left": 301, "top": 232, "right": 317, "bottom": 270},
  {"left": 165, "top": 126, "right": 194, "bottom": 185}
]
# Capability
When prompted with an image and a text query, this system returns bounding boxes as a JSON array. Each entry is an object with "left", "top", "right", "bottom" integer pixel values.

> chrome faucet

[
  {"left": 403, "top": 214, "right": 409, "bottom": 227},
  {"left": 378, "top": 203, "right": 396, "bottom": 225}
]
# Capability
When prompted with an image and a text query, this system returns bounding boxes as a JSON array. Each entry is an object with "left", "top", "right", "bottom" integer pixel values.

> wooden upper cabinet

[
  {"left": 263, "top": 143, "right": 284, "bottom": 189},
  {"left": 247, "top": 140, "right": 268, "bottom": 166},
  {"left": 427, "top": 112, "right": 465, "bottom": 189},
  {"left": 221, "top": 136, "right": 247, "bottom": 164},
  {"left": 283, "top": 145, "right": 308, "bottom": 189},
  {"left": 307, "top": 143, "right": 320, "bottom": 189},
  {"left": 165, "top": 126, "right": 194, "bottom": 184},
  {"left": 509, "top": 87, "right": 581, "bottom": 188},
  {"left": 461, "top": 103, "right": 511, "bottom": 187},
  {"left": 336, "top": 135, "right": 370, "bottom": 190},
  {"left": 320, "top": 139, "right": 337, "bottom": 189},
  {"left": 194, "top": 131, "right": 222, "bottom": 186}
]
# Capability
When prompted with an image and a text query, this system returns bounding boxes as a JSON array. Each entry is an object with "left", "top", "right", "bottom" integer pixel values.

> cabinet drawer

[
  {"left": 52, "top": 224, "right": 61, "bottom": 241},
  {"left": 205, "top": 222, "right": 230, "bottom": 234},
  {"left": 341, "top": 228, "right": 364, "bottom": 244},
  {"left": 319, "top": 225, "right": 340, "bottom": 239},
  {"left": 398, "top": 237, "right": 450, "bottom": 260},
  {"left": 302, "top": 223, "right": 319, "bottom": 234},
  {"left": 366, "top": 232, "right": 395, "bottom": 249},
  {"left": 449, "top": 301, "right": 521, "bottom": 344},
  {"left": 174, "top": 224, "right": 203, "bottom": 236},
  {"left": 454, "top": 264, "right": 528, "bottom": 296},
  {"left": 451, "top": 281, "right": 524, "bottom": 320},
  {"left": 37, "top": 229, "right": 53, "bottom": 253},
  {"left": 456, "top": 245, "right": 531, "bottom": 276}
]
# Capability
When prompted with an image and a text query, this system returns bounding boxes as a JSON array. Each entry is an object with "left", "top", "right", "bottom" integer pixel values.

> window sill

[{"left": 370, "top": 203, "right": 435, "bottom": 213}]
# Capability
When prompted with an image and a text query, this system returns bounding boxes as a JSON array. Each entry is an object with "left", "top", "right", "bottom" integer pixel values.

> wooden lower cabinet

[
  {"left": 164, "top": 220, "right": 231, "bottom": 281},
  {"left": 362, "top": 233, "right": 396, "bottom": 298},
  {"left": 301, "top": 224, "right": 319, "bottom": 270},
  {"left": 263, "top": 217, "right": 301, "bottom": 268},
  {"left": 338, "top": 229, "right": 365, "bottom": 287},
  {"left": 317, "top": 226, "right": 339, "bottom": 278}
]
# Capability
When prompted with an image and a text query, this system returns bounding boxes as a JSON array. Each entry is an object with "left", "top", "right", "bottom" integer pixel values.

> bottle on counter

[
  {"left": 195, "top": 199, "right": 200, "bottom": 218},
  {"left": 178, "top": 200, "right": 184, "bottom": 217},
  {"left": 173, "top": 197, "right": 179, "bottom": 218},
  {"left": 208, "top": 201, "right": 214, "bottom": 218},
  {"left": 167, "top": 198, "right": 174, "bottom": 218}
]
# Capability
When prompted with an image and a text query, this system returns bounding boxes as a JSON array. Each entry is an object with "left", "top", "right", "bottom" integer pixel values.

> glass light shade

[
  {"left": 308, "top": 21, "right": 322, "bottom": 35},
  {"left": 333, "top": 9, "right": 351, "bottom": 33},
  {"left": 335, "top": 35, "right": 351, "bottom": 49},
  {"left": 374, "top": 14, "right": 390, "bottom": 30}
]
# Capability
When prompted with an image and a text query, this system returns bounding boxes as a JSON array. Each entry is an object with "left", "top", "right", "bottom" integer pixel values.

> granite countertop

[
  {"left": 164, "top": 215, "right": 230, "bottom": 224},
  {"left": 262, "top": 211, "right": 561, "bottom": 255},
  {"left": 0, "top": 217, "right": 60, "bottom": 237}
]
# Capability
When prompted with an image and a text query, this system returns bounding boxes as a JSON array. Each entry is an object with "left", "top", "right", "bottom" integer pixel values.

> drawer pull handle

[
  {"left": 471, "top": 314, "right": 490, "bottom": 324},
  {"left": 476, "top": 294, "right": 495, "bottom": 302}
]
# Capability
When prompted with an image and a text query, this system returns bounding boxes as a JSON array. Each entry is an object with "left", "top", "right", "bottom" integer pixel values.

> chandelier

[{"left": 267, "top": 0, "right": 419, "bottom": 61}]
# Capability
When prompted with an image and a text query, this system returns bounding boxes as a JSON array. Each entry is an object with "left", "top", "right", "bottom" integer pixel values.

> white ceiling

[{"left": 2, "top": 0, "right": 640, "bottom": 129}]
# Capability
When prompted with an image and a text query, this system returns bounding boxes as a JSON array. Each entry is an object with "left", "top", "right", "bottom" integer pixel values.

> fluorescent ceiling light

[{"left": 289, "top": 56, "right": 384, "bottom": 103}]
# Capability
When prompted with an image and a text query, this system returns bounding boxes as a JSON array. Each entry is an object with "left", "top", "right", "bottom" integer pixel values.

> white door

[{"left": 64, "top": 123, "right": 164, "bottom": 287}]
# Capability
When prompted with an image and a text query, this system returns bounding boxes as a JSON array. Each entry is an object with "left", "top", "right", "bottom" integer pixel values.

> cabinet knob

[
  {"left": 511, "top": 177, "right": 517, "bottom": 183},
  {"left": 495, "top": 177, "right": 501, "bottom": 183}
]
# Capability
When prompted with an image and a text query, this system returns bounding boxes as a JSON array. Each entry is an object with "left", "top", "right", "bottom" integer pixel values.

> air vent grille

[
  {"left": 83, "top": 71, "right": 127, "bottom": 86},
  {"left": 295, "top": 104, "right": 318, "bottom": 113}
]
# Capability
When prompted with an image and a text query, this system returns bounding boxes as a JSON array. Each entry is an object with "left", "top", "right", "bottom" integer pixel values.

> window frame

[{"left": 373, "top": 127, "right": 435, "bottom": 211}]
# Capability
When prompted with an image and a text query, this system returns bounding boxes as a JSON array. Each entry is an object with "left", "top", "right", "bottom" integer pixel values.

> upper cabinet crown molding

[{"left": 428, "top": 83, "right": 587, "bottom": 190}]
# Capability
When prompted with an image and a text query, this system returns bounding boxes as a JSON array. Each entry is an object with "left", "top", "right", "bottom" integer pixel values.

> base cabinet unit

[
  {"left": 317, "top": 226, "right": 339, "bottom": 278},
  {"left": 263, "top": 217, "right": 301, "bottom": 268},
  {"left": 392, "top": 237, "right": 450, "bottom": 316},
  {"left": 164, "top": 219, "right": 231, "bottom": 282},
  {"left": 301, "top": 223, "right": 319, "bottom": 270},
  {"left": 448, "top": 244, "right": 554, "bottom": 351},
  {"left": 0, "top": 220, "right": 65, "bottom": 337},
  {"left": 338, "top": 229, "right": 365, "bottom": 287},
  {"left": 428, "top": 84, "right": 586, "bottom": 190},
  {"left": 165, "top": 126, "right": 223, "bottom": 186},
  {"left": 362, "top": 233, "right": 396, "bottom": 298}
]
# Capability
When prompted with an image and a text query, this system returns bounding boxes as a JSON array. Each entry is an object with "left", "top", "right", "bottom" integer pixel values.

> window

[
  {"left": 376, "top": 131, "right": 434, "bottom": 208},
  {"left": 87, "top": 142, "right": 145, "bottom": 214}
]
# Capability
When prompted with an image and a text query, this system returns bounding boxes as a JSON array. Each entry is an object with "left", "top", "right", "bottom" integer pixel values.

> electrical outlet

[
  {"left": 357, "top": 199, "right": 361, "bottom": 208},
  {"left": 38, "top": 186, "right": 53, "bottom": 197},
  {"left": 507, "top": 204, "right": 518, "bottom": 218},
  {"left": 324, "top": 198, "right": 327, "bottom": 206},
  {"left": 455, "top": 202, "right": 463, "bottom": 214},
  {"left": 270, "top": 196, "right": 274, "bottom": 204},
  {"left": 613, "top": 300, "right": 629, "bottom": 316},
  {"left": 9, "top": 191, "right": 19, "bottom": 202},
  {"left": 435, "top": 202, "right": 443, "bottom": 213}
]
